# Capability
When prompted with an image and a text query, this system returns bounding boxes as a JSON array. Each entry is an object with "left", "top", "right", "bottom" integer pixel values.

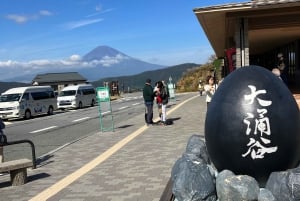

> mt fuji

[{"left": 2, "top": 45, "right": 166, "bottom": 82}]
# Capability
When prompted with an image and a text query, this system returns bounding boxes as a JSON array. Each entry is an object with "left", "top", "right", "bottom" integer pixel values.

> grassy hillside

[
  {"left": 92, "top": 63, "right": 201, "bottom": 91},
  {"left": 176, "top": 60, "right": 222, "bottom": 92}
]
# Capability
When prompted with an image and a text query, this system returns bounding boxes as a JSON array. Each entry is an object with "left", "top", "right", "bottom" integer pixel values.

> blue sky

[{"left": 0, "top": 0, "right": 245, "bottom": 81}]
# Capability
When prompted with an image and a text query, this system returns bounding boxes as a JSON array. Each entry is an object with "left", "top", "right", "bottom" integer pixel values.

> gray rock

[
  {"left": 185, "top": 135, "right": 209, "bottom": 164},
  {"left": 207, "top": 164, "right": 218, "bottom": 179},
  {"left": 266, "top": 166, "right": 300, "bottom": 201},
  {"left": 258, "top": 188, "right": 276, "bottom": 201},
  {"left": 172, "top": 157, "right": 216, "bottom": 201},
  {"left": 216, "top": 170, "right": 235, "bottom": 185},
  {"left": 171, "top": 135, "right": 217, "bottom": 200},
  {"left": 288, "top": 168, "right": 300, "bottom": 200},
  {"left": 170, "top": 135, "right": 300, "bottom": 201},
  {"left": 216, "top": 170, "right": 259, "bottom": 201},
  {"left": 171, "top": 135, "right": 210, "bottom": 181},
  {"left": 172, "top": 156, "right": 187, "bottom": 181}
]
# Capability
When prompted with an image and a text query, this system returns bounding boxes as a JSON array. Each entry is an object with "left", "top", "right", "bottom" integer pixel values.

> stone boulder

[
  {"left": 216, "top": 170, "right": 260, "bottom": 201},
  {"left": 171, "top": 135, "right": 217, "bottom": 201},
  {"left": 258, "top": 188, "right": 276, "bottom": 201},
  {"left": 265, "top": 165, "right": 300, "bottom": 200}
]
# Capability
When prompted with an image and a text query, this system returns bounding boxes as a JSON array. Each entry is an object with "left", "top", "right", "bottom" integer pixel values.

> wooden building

[
  {"left": 193, "top": 0, "right": 300, "bottom": 89},
  {"left": 32, "top": 72, "right": 88, "bottom": 93}
]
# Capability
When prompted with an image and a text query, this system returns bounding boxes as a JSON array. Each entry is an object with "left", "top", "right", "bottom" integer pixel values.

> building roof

[
  {"left": 193, "top": 0, "right": 300, "bottom": 57},
  {"left": 32, "top": 72, "right": 87, "bottom": 84}
]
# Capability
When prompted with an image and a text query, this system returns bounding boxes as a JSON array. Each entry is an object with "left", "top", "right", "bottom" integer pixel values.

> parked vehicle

[
  {"left": 0, "top": 86, "right": 57, "bottom": 120},
  {"left": 57, "top": 84, "right": 96, "bottom": 110}
]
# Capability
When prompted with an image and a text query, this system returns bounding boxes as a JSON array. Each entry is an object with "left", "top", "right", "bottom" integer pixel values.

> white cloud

[
  {"left": 98, "top": 8, "right": 115, "bottom": 14},
  {"left": 29, "top": 59, "right": 52, "bottom": 66},
  {"left": 80, "top": 54, "right": 129, "bottom": 67},
  {"left": 100, "top": 54, "right": 129, "bottom": 67},
  {"left": 86, "top": 6, "right": 115, "bottom": 18},
  {"left": 39, "top": 10, "right": 53, "bottom": 16},
  {"left": 6, "top": 14, "right": 28, "bottom": 24},
  {"left": 0, "top": 54, "right": 130, "bottom": 80},
  {"left": 69, "top": 54, "right": 81, "bottom": 61},
  {"left": 0, "top": 60, "right": 19, "bottom": 67},
  {"left": 64, "top": 18, "right": 103, "bottom": 30},
  {"left": 5, "top": 10, "right": 53, "bottom": 24}
]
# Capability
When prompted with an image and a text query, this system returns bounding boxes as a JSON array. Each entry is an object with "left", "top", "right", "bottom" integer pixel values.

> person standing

[
  {"left": 272, "top": 68, "right": 282, "bottom": 80},
  {"left": 204, "top": 75, "right": 217, "bottom": 107},
  {"left": 0, "top": 118, "right": 5, "bottom": 163},
  {"left": 153, "top": 82, "right": 162, "bottom": 119},
  {"left": 198, "top": 80, "right": 204, "bottom": 96},
  {"left": 277, "top": 53, "right": 288, "bottom": 85},
  {"left": 157, "top": 81, "right": 169, "bottom": 125},
  {"left": 0, "top": 118, "right": 4, "bottom": 136},
  {"left": 143, "top": 78, "right": 154, "bottom": 126}
]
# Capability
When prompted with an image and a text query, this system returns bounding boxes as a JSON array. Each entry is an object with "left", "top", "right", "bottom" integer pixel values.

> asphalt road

[{"left": 1, "top": 92, "right": 188, "bottom": 162}]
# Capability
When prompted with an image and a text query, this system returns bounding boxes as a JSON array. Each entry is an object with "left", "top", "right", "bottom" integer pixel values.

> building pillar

[{"left": 235, "top": 18, "right": 250, "bottom": 68}]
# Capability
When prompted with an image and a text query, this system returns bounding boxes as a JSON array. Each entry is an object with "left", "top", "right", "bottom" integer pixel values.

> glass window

[
  {"left": 58, "top": 90, "right": 76, "bottom": 96},
  {"left": 22, "top": 93, "right": 30, "bottom": 101},
  {"left": 0, "top": 94, "right": 22, "bottom": 102}
]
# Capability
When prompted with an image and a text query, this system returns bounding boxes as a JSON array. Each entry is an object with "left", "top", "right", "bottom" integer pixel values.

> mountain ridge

[
  {"left": 82, "top": 45, "right": 129, "bottom": 61},
  {"left": 92, "top": 63, "right": 200, "bottom": 91},
  {"left": 2, "top": 45, "right": 166, "bottom": 82},
  {"left": 0, "top": 63, "right": 201, "bottom": 94}
]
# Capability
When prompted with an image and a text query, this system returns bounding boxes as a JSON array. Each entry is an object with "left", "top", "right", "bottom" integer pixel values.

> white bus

[
  {"left": 0, "top": 86, "right": 57, "bottom": 120},
  {"left": 57, "top": 84, "right": 96, "bottom": 110}
]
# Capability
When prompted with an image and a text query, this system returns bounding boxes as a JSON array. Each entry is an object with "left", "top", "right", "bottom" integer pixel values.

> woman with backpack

[
  {"left": 155, "top": 81, "right": 169, "bottom": 125},
  {"left": 154, "top": 82, "right": 162, "bottom": 120}
]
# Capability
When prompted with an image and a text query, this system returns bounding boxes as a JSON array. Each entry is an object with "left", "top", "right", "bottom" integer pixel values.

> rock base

[{"left": 171, "top": 135, "right": 300, "bottom": 201}]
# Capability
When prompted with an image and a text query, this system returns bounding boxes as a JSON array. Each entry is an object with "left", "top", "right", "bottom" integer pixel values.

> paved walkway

[{"left": 0, "top": 92, "right": 207, "bottom": 201}]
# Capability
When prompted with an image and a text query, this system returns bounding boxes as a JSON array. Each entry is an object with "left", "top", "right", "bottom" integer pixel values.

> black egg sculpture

[{"left": 205, "top": 65, "right": 300, "bottom": 185}]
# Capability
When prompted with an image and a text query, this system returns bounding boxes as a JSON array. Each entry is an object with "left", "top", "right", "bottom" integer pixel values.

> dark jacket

[
  {"left": 160, "top": 86, "right": 169, "bottom": 104},
  {"left": 0, "top": 118, "right": 5, "bottom": 135},
  {"left": 143, "top": 83, "right": 154, "bottom": 102}
]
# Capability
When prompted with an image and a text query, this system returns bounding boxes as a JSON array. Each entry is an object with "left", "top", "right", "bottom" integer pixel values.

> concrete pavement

[{"left": 0, "top": 92, "right": 207, "bottom": 201}]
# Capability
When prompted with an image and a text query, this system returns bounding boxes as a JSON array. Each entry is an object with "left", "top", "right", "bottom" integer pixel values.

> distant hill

[
  {"left": 0, "top": 82, "right": 30, "bottom": 94},
  {"left": 92, "top": 63, "right": 201, "bottom": 91},
  {"left": 0, "top": 63, "right": 200, "bottom": 94}
]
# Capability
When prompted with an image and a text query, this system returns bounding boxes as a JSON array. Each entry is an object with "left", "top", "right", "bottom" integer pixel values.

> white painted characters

[{"left": 242, "top": 85, "right": 278, "bottom": 159}]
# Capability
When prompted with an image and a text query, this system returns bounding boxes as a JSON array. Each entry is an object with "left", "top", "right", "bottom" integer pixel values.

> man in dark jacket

[
  {"left": 0, "top": 118, "right": 5, "bottom": 163},
  {"left": 143, "top": 78, "right": 154, "bottom": 125},
  {"left": 0, "top": 118, "right": 4, "bottom": 135}
]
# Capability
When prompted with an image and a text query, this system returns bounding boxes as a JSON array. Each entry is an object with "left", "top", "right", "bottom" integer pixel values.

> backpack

[
  {"left": 165, "top": 119, "right": 173, "bottom": 125},
  {"left": 160, "top": 87, "right": 168, "bottom": 99},
  {"left": 161, "top": 87, "right": 169, "bottom": 104},
  {"left": 156, "top": 94, "right": 162, "bottom": 103}
]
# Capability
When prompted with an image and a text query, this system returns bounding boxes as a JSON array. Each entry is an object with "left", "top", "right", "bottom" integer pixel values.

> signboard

[
  {"left": 96, "top": 86, "right": 114, "bottom": 132},
  {"left": 168, "top": 83, "right": 175, "bottom": 99},
  {"left": 96, "top": 87, "right": 110, "bottom": 102}
]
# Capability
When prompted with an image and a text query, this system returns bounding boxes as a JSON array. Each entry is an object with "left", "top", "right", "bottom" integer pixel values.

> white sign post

[
  {"left": 168, "top": 76, "right": 175, "bottom": 100},
  {"left": 96, "top": 87, "right": 114, "bottom": 132}
]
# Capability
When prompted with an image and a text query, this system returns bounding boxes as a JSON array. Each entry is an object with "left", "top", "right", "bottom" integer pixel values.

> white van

[
  {"left": 0, "top": 86, "right": 57, "bottom": 120},
  {"left": 57, "top": 84, "right": 96, "bottom": 110}
]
